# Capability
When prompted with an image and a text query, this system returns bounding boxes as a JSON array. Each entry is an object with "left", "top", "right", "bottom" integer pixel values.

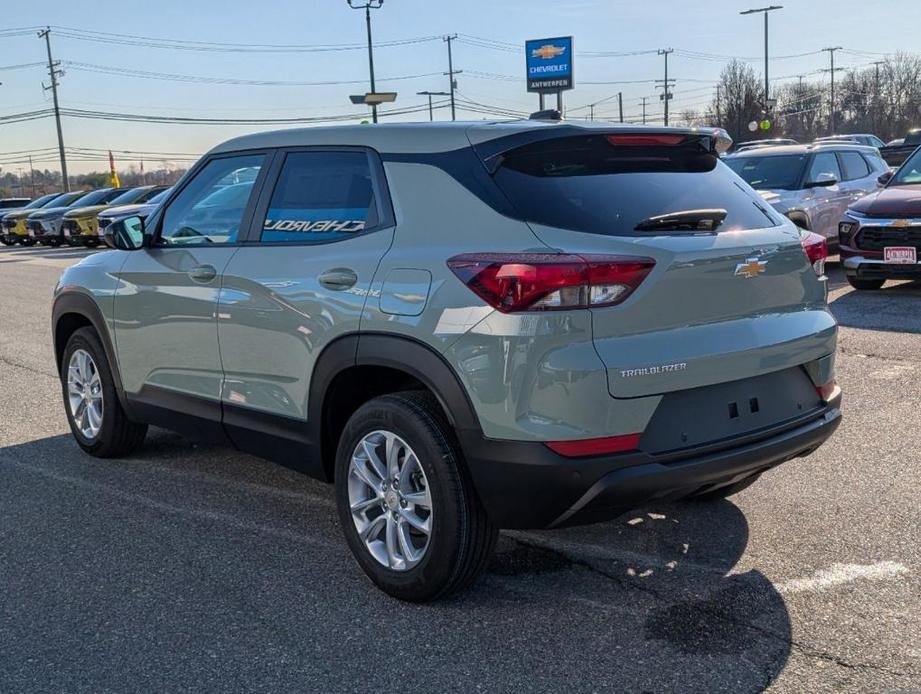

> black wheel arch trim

[
  {"left": 354, "top": 332, "right": 482, "bottom": 434},
  {"left": 52, "top": 291, "right": 134, "bottom": 417}
]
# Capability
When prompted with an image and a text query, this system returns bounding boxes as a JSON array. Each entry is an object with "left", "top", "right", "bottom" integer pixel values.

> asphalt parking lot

[{"left": 0, "top": 244, "right": 919, "bottom": 694}]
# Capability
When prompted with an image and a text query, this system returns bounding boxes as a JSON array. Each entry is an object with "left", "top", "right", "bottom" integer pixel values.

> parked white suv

[{"left": 725, "top": 143, "right": 889, "bottom": 243}]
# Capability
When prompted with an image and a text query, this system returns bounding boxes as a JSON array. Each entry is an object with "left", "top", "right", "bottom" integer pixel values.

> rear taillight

[
  {"left": 447, "top": 253, "right": 655, "bottom": 313},
  {"left": 800, "top": 231, "right": 828, "bottom": 277},
  {"left": 545, "top": 433, "right": 643, "bottom": 457}
]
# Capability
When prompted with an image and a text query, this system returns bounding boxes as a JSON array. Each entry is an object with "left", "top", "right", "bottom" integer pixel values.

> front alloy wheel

[
  {"left": 67, "top": 348, "right": 104, "bottom": 439},
  {"left": 348, "top": 430, "right": 433, "bottom": 571}
]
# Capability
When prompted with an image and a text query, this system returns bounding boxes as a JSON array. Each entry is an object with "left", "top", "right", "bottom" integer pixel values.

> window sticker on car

[{"left": 262, "top": 207, "right": 367, "bottom": 242}]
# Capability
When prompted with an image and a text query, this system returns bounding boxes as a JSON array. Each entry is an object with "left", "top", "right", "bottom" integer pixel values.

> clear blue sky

[{"left": 2, "top": 0, "right": 918, "bottom": 174}]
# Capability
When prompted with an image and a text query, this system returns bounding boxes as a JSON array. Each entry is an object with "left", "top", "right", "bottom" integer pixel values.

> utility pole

[
  {"left": 657, "top": 48, "right": 674, "bottom": 125},
  {"left": 28, "top": 155, "right": 35, "bottom": 196},
  {"left": 444, "top": 34, "right": 459, "bottom": 121},
  {"left": 347, "top": 1, "right": 384, "bottom": 124},
  {"left": 640, "top": 96, "right": 648, "bottom": 125},
  {"left": 589, "top": 103, "right": 594, "bottom": 121},
  {"left": 740, "top": 6, "right": 782, "bottom": 109},
  {"left": 871, "top": 60, "right": 884, "bottom": 132},
  {"left": 821, "top": 46, "right": 843, "bottom": 134},
  {"left": 417, "top": 90, "right": 449, "bottom": 121},
  {"left": 618, "top": 92, "right": 623, "bottom": 123},
  {"left": 38, "top": 27, "right": 68, "bottom": 191},
  {"left": 715, "top": 85, "right": 722, "bottom": 127}
]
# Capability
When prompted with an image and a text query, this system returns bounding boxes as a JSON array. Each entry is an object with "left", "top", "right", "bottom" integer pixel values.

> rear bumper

[
  {"left": 840, "top": 252, "right": 921, "bottom": 280},
  {"left": 460, "top": 392, "right": 841, "bottom": 529}
]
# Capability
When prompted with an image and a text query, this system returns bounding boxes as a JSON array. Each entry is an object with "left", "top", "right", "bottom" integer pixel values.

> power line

[
  {"left": 64, "top": 60, "right": 443, "bottom": 87},
  {"left": 51, "top": 25, "right": 442, "bottom": 53}
]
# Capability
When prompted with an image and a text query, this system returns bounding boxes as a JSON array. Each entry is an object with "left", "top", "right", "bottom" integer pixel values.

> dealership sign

[{"left": 525, "top": 36, "right": 574, "bottom": 92}]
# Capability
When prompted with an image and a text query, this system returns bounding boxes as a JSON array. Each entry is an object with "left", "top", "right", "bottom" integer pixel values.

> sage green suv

[{"left": 52, "top": 121, "right": 841, "bottom": 601}]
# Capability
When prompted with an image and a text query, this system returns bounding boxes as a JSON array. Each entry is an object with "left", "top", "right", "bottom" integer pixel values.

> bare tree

[{"left": 709, "top": 59, "right": 764, "bottom": 143}]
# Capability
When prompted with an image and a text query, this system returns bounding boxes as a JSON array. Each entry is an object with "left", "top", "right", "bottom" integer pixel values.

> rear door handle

[
  {"left": 189, "top": 264, "right": 217, "bottom": 283},
  {"left": 318, "top": 268, "right": 358, "bottom": 291}
]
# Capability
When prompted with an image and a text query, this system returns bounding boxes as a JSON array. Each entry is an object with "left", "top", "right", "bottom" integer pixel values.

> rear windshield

[
  {"left": 724, "top": 154, "right": 807, "bottom": 190},
  {"left": 492, "top": 135, "right": 781, "bottom": 236}
]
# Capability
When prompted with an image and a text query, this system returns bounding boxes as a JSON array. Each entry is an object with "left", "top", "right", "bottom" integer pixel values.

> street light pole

[
  {"left": 347, "top": 0, "right": 384, "bottom": 123},
  {"left": 740, "top": 6, "right": 782, "bottom": 109}
]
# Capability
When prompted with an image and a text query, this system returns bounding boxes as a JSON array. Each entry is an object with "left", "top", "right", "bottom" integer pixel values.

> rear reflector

[
  {"left": 545, "top": 433, "right": 642, "bottom": 457},
  {"left": 816, "top": 380, "right": 840, "bottom": 402},
  {"left": 447, "top": 253, "right": 655, "bottom": 313}
]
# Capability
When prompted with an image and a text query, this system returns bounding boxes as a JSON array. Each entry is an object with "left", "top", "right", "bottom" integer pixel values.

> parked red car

[{"left": 839, "top": 148, "right": 921, "bottom": 289}]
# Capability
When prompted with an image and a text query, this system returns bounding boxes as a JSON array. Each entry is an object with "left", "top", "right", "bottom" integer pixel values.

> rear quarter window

[{"left": 492, "top": 135, "right": 782, "bottom": 236}]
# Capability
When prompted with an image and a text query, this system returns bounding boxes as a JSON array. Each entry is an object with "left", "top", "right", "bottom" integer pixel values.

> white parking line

[{"left": 776, "top": 561, "right": 909, "bottom": 595}]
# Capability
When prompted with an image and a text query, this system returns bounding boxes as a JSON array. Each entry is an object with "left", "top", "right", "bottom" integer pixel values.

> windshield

[
  {"left": 889, "top": 148, "right": 921, "bottom": 185},
  {"left": 23, "top": 193, "right": 60, "bottom": 209},
  {"left": 491, "top": 135, "right": 781, "bottom": 235},
  {"left": 68, "top": 189, "right": 122, "bottom": 207},
  {"left": 46, "top": 191, "right": 87, "bottom": 208},
  {"left": 147, "top": 188, "right": 170, "bottom": 204},
  {"left": 725, "top": 154, "right": 807, "bottom": 190},
  {"left": 107, "top": 188, "right": 147, "bottom": 206}
]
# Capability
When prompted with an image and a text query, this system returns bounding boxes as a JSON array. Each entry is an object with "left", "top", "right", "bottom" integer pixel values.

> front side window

[
  {"left": 806, "top": 153, "right": 842, "bottom": 183},
  {"left": 159, "top": 154, "right": 264, "bottom": 245},
  {"left": 260, "top": 151, "right": 378, "bottom": 244},
  {"left": 839, "top": 151, "right": 870, "bottom": 180}
]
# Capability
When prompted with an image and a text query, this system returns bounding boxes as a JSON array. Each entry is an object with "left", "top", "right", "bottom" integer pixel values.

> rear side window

[
  {"left": 492, "top": 135, "right": 781, "bottom": 235},
  {"left": 839, "top": 151, "right": 870, "bottom": 180},
  {"left": 260, "top": 151, "right": 378, "bottom": 244}
]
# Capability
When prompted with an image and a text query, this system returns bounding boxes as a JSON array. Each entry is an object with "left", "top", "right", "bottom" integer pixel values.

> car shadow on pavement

[
  {"left": 0, "top": 245, "right": 97, "bottom": 260},
  {"left": 829, "top": 278, "right": 921, "bottom": 333},
  {"left": 0, "top": 431, "right": 791, "bottom": 693}
]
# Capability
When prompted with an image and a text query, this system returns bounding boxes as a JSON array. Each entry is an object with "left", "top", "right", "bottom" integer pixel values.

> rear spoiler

[{"left": 473, "top": 126, "right": 733, "bottom": 174}]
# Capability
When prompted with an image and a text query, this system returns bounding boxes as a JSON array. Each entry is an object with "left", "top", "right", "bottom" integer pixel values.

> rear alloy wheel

[
  {"left": 846, "top": 276, "right": 885, "bottom": 291},
  {"left": 62, "top": 327, "right": 147, "bottom": 457},
  {"left": 335, "top": 392, "right": 497, "bottom": 602}
]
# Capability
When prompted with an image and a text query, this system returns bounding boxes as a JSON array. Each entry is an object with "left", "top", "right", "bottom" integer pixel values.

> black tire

[
  {"left": 846, "top": 276, "right": 885, "bottom": 291},
  {"left": 693, "top": 473, "right": 761, "bottom": 502},
  {"left": 0, "top": 237, "right": 13, "bottom": 247},
  {"left": 335, "top": 391, "right": 498, "bottom": 602},
  {"left": 61, "top": 327, "right": 147, "bottom": 458},
  {"left": 20, "top": 238, "right": 35, "bottom": 247},
  {"left": 47, "top": 238, "right": 61, "bottom": 247}
]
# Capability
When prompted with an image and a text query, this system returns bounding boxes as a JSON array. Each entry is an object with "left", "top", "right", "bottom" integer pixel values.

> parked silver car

[{"left": 725, "top": 143, "right": 889, "bottom": 243}]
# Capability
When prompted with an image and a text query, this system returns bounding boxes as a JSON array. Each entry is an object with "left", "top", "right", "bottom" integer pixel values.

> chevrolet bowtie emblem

[
  {"left": 735, "top": 258, "right": 767, "bottom": 278},
  {"left": 892, "top": 218, "right": 912, "bottom": 227},
  {"left": 531, "top": 44, "right": 566, "bottom": 59}
]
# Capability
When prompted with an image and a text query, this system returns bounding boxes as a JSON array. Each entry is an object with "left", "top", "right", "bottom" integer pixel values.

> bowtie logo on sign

[{"left": 531, "top": 44, "right": 566, "bottom": 60}]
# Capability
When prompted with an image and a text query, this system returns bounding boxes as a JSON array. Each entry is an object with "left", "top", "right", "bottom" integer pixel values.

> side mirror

[
  {"left": 103, "top": 215, "right": 145, "bottom": 250},
  {"left": 877, "top": 170, "right": 894, "bottom": 186},
  {"left": 805, "top": 174, "right": 838, "bottom": 189}
]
